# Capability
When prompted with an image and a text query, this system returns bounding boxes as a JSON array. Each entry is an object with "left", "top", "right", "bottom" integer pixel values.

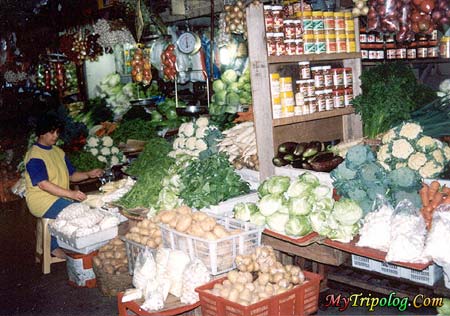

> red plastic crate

[{"left": 195, "top": 271, "right": 322, "bottom": 316}]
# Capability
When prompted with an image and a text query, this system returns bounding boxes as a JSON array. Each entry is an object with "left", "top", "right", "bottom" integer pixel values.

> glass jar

[
  {"left": 344, "top": 12, "right": 354, "bottom": 32},
  {"left": 306, "top": 97, "right": 318, "bottom": 113},
  {"left": 324, "top": 89, "right": 334, "bottom": 110},
  {"left": 440, "top": 36, "right": 450, "bottom": 58},
  {"left": 360, "top": 29, "right": 367, "bottom": 44},
  {"left": 302, "top": 11, "right": 313, "bottom": 35},
  {"left": 312, "top": 11, "right": 324, "bottom": 34},
  {"left": 264, "top": 5, "right": 274, "bottom": 32},
  {"left": 295, "top": 90, "right": 305, "bottom": 107},
  {"left": 323, "top": 11, "right": 335, "bottom": 30},
  {"left": 292, "top": 1, "right": 302, "bottom": 16},
  {"left": 386, "top": 43, "right": 396, "bottom": 60},
  {"left": 272, "top": 6, "right": 284, "bottom": 33},
  {"left": 274, "top": 33, "right": 286, "bottom": 56},
  {"left": 285, "top": 39, "right": 297, "bottom": 55},
  {"left": 344, "top": 87, "right": 353, "bottom": 107},
  {"left": 303, "top": 34, "right": 316, "bottom": 54},
  {"left": 266, "top": 33, "right": 276, "bottom": 56},
  {"left": 279, "top": 76, "right": 293, "bottom": 92},
  {"left": 333, "top": 89, "right": 345, "bottom": 108},
  {"left": 280, "top": 90, "right": 295, "bottom": 116},
  {"left": 272, "top": 97, "right": 282, "bottom": 119},
  {"left": 307, "top": 79, "right": 316, "bottom": 97},
  {"left": 315, "top": 34, "right": 326, "bottom": 54},
  {"left": 343, "top": 67, "right": 353, "bottom": 88},
  {"left": 295, "top": 39, "right": 304, "bottom": 55},
  {"left": 336, "top": 33, "right": 347, "bottom": 53},
  {"left": 284, "top": 20, "right": 296, "bottom": 39},
  {"left": 298, "top": 61, "right": 311, "bottom": 79},
  {"left": 417, "top": 46, "right": 428, "bottom": 59},
  {"left": 428, "top": 46, "right": 439, "bottom": 58},
  {"left": 334, "top": 12, "right": 345, "bottom": 31},
  {"left": 367, "top": 33, "right": 376, "bottom": 43},
  {"left": 407, "top": 42, "right": 417, "bottom": 59},
  {"left": 270, "top": 73, "right": 280, "bottom": 97},
  {"left": 316, "top": 89, "right": 326, "bottom": 111},
  {"left": 311, "top": 66, "right": 324, "bottom": 88},
  {"left": 396, "top": 47, "right": 407, "bottom": 60},
  {"left": 325, "top": 33, "right": 337, "bottom": 54},
  {"left": 322, "top": 65, "right": 333, "bottom": 88},
  {"left": 346, "top": 33, "right": 356, "bottom": 53},
  {"left": 332, "top": 68, "right": 344, "bottom": 89},
  {"left": 302, "top": 98, "right": 311, "bottom": 115},
  {"left": 294, "top": 20, "right": 303, "bottom": 39}
]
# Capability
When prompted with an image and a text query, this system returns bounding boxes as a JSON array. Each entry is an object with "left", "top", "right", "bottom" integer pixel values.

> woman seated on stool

[{"left": 24, "top": 112, "right": 104, "bottom": 259}]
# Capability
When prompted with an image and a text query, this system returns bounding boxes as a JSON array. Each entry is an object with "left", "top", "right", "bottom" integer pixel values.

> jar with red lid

[
  {"left": 333, "top": 89, "right": 345, "bottom": 108},
  {"left": 332, "top": 68, "right": 344, "bottom": 89},
  {"left": 264, "top": 5, "right": 274, "bottom": 32},
  {"left": 272, "top": 6, "right": 284, "bottom": 33},
  {"left": 343, "top": 68, "right": 353, "bottom": 88},
  {"left": 344, "top": 87, "right": 353, "bottom": 107}
]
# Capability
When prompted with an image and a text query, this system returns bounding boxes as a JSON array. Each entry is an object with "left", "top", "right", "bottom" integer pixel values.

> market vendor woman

[{"left": 24, "top": 113, "right": 104, "bottom": 258}]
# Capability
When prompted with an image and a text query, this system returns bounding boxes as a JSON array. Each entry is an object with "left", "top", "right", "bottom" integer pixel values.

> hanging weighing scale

[{"left": 176, "top": 22, "right": 201, "bottom": 55}]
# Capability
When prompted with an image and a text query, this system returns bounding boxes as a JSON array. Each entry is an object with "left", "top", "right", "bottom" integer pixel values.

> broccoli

[
  {"left": 345, "top": 145, "right": 375, "bottom": 169},
  {"left": 392, "top": 190, "right": 422, "bottom": 209},
  {"left": 330, "top": 162, "right": 357, "bottom": 181},
  {"left": 367, "top": 184, "right": 389, "bottom": 200},
  {"left": 388, "top": 167, "right": 421, "bottom": 192},
  {"left": 348, "top": 188, "right": 368, "bottom": 202},
  {"left": 358, "top": 162, "right": 385, "bottom": 183}
]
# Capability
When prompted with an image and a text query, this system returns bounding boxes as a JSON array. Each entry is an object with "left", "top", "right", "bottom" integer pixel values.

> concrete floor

[{"left": 0, "top": 198, "right": 439, "bottom": 316}]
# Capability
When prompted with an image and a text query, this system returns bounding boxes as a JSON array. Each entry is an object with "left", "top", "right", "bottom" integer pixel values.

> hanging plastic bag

[
  {"left": 357, "top": 195, "right": 394, "bottom": 252},
  {"left": 180, "top": 259, "right": 210, "bottom": 304},
  {"left": 396, "top": 4, "right": 415, "bottom": 42},
  {"left": 385, "top": 199, "right": 427, "bottom": 263},
  {"left": 367, "top": 0, "right": 400, "bottom": 33}
]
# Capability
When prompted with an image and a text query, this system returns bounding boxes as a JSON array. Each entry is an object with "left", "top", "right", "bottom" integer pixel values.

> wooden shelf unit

[{"left": 246, "top": 3, "right": 363, "bottom": 180}]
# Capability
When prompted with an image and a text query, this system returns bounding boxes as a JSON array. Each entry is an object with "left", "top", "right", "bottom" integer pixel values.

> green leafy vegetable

[
  {"left": 66, "top": 151, "right": 106, "bottom": 172},
  {"left": 111, "top": 118, "right": 156, "bottom": 144},
  {"left": 179, "top": 153, "right": 250, "bottom": 209}
]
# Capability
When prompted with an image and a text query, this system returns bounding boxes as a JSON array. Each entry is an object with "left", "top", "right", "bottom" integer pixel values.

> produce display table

[{"left": 117, "top": 293, "right": 200, "bottom": 316}]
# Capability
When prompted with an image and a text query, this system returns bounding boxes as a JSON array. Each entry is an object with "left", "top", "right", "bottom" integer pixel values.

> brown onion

[{"left": 420, "top": 0, "right": 435, "bottom": 14}]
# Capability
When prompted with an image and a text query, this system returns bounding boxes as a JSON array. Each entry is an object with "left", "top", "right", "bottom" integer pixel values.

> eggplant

[
  {"left": 302, "top": 147, "right": 319, "bottom": 158},
  {"left": 272, "top": 156, "right": 289, "bottom": 167},
  {"left": 310, "top": 155, "right": 344, "bottom": 172},
  {"left": 308, "top": 151, "right": 335, "bottom": 163},
  {"left": 293, "top": 142, "right": 308, "bottom": 157},
  {"left": 283, "top": 153, "right": 295, "bottom": 163},
  {"left": 307, "top": 141, "right": 324, "bottom": 152},
  {"left": 291, "top": 158, "right": 303, "bottom": 169},
  {"left": 277, "top": 142, "right": 298, "bottom": 154}
]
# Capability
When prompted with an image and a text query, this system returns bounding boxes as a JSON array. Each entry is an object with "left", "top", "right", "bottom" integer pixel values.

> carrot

[
  {"left": 420, "top": 184, "right": 430, "bottom": 207},
  {"left": 430, "top": 191, "right": 444, "bottom": 209},
  {"left": 428, "top": 181, "right": 441, "bottom": 202}
]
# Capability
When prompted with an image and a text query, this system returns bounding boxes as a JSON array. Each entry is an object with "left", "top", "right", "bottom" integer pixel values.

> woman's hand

[
  {"left": 69, "top": 190, "right": 87, "bottom": 202},
  {"left": 87, "top": 168, "right": 104, "bottom": 179}
]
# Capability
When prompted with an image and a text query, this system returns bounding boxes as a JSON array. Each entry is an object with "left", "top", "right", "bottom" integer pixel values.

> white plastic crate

[
  {"left": 159, "top": 214, "right": 263, "bottom": 275},
  {"left": 203, "top": 192, "right": 259, "bottom": 217},
  {"left": 121, "top": 237, "right": 156, "bottom": 275},
  {"left": 57, "top": 238, "right": 109, "bottom": 255},
  {"left": 400, "top": 265, "right": 443, "bottom": 286},
  {"left": 49, "top": 225, "right": 118, "bottom": 249},
  {"left": 352, "top": 255, "right": 443, "bottom": 286}
]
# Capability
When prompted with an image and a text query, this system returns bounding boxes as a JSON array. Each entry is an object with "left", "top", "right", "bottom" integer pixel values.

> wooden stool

[{"left": 35, "top": 218, "right": 66, "bottom": 274}]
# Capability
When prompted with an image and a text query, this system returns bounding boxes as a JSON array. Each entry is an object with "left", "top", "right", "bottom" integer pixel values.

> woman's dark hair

[{"left": 35, "top": 112, "right": 64, "bottom": 136}]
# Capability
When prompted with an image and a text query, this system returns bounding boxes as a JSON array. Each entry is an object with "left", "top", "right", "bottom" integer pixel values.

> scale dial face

[{"left": 177, "top": 32, "right": 200, "bottom": 54}]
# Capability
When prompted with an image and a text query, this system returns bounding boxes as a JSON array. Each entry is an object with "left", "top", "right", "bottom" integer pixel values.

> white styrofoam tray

[
  {"left": 57, "top": 238, "right": 109, "bottom": 255},
  {"left": 49, "top": 225, "right": 118, "bottom": 249}
]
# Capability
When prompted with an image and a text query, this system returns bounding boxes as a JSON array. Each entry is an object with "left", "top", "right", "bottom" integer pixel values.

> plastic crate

[
  {"left": 49, "top": 225, "right": 118, "bottom": 249},
  {"left": 400, "top": 265, "right": 443, "bottom": 286},
  {"left": 122, "top": 237, "right": 157, "bottom": 275},
  {"left": 159, "top": 214, "right": 263, "bottom": 275},
  {"left": 352, "top": 255, "right": 442, "bottom": 286},
  {"left": 195, "top": 271, "right": 321, "bottom": 316}
]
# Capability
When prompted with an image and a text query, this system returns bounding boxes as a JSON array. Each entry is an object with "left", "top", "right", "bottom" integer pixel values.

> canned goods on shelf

[
  {"left": 344, "top": 88, "right": 353, "bottom": 107},
  {"left": 334, "top": 12, "right": 345, "bottom": 30},
  {"left": 326, "top": 33, "right": 337, "bottom": 54},
  {"left": 304, "top": 34, "right": 316, "bottom": 54},
  {"left": 272, "top": 5, "right": 284, "bottom": 32},
  {"left": 333, "top": 89, "right": 345, "bottom": 108},
  {"left": 285, "top": 39, "right": 297, "bottom": 55},
  {"left": 264, "top": 5, "right": 274, "bottom": 32},
  {"left": 311, "top": 66, "right": 325, "bottom": 89},
  {"left": 343, "top": 68, "right": 353, "bottom": 88},
  {"left": 323, "top": 11, "right": 335, "bottom": 30},
  {"left": 298, "top": 61, "right": 311, "bottom": 79},
  {"left": 284, "top": 20, "right": 296, "bottom": 39},
  {"left": 274, "top": 33, "right": 286, "bottom": 56},
  {"left": 280, "top": 76, "right": 293, "bottom": 92},
  {"left": 440, "top": 36, "right": 450, "bottom": 58},
  {"left": 315, "top": 34, "right": 326, "bottom": 54}
]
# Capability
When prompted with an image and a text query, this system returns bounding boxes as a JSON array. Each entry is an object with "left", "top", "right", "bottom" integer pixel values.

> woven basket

[{"left": 93, "top": 261, "right": 132, "bottom": 296}]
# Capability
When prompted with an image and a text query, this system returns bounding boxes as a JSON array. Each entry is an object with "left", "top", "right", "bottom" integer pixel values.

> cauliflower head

[
  {"left": 195, "top": 139, "right": 208, "bottom": 151},
  {"left": 391, "top": 138, "right": 414, "bottom": 160},
  {"left": 407, "top": 152, "right": 427, "bottom": 171},
  {"left": 382, "top": 129, "right": 397, "bottom": 144},
  {"left": 186, "top": 137, "right": 197, "bottom": 150},
  {"left": 183, "top": 123, "right": 195, "bottom": 137},
  {"left": 377, "top": 144, "right": 391, "bottom": 164},
  {"left": 196, "top": 117, "right": 209, "bottom": 128},
  {"left": 444, "top": 145, "right": 450, "bottom": 161},
  {"left": 398, "top": 122, "right": 422, "bottom": 140},
  {"left": 419, "top": 160, "right": 443, "bottom": 179},
  {"left": 431, "top": 149, "right": 445, "bottom": 166},
  {"left": 416, "top": 136, "right": 438, "bottom": 153}
]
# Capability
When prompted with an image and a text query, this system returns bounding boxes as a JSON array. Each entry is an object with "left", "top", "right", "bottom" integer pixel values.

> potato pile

[
  {"left": 125, "top": 217, "right": 162, "bottom": 249},
  {"left": 208, "top": 246, "right": 306, "bottom": 306},
  {"left": 93, "top": 238, "right": 128, "bottom": 275},
  {"left": 157, "top": 206, "right": 239, "bottom": 240}
]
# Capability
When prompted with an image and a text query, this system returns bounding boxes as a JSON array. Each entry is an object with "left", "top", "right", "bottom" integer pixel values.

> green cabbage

[
  {"left": 266, "top": 212, "right": 290, "bottom": 233},
  {"left": 332, "top": 198, "right": 363, "bottom": 226},
  {"left": 285, "top": 216, "right": 312, "bottom": 237},
  {"left": 221, "top": 69, "right": 238, "bottom": 84},
  {"left": 234, "top": 202, "right": 259, "bottom": 222},
  {"left": 213, "top": 79, "right": 227, "bottom": 93},
  {"left": 258, "top": 193, "right": 284, "bottom": 216}
]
